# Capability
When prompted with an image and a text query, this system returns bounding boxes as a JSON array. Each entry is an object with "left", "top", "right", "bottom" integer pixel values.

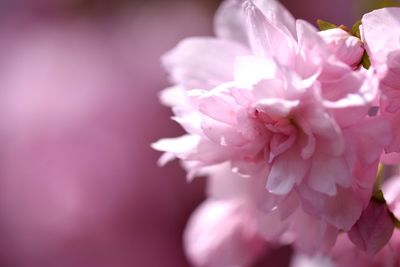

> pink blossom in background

[
  {"left": 153, "top": 0, "right": 391, "bottom": 254},
  {"left": 0, "top": 2, "right": 212, "bottom": 266},
  {"left": 184, "top": 198, "right": 266, "bottom": 267}
]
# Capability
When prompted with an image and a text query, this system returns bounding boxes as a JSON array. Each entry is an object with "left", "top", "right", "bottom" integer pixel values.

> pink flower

[
  {"left": 362, "top": 8, "right": 400, "bottom": 155},
  {"left": 154, "top": 0, "right": 391, "bottom": 252}
]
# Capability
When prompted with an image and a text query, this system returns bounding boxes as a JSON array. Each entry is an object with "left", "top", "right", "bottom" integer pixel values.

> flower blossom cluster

[{"left": 153, "top": 0, "right": 400, "bottom": 266}]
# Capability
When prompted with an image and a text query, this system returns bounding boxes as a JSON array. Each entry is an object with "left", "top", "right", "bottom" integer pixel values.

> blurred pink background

[{"left": 0, "top": 0, "right": 383, "bottom": 266}]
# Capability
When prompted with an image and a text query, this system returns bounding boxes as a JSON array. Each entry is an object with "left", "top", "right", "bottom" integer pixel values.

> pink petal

[
  {"left": 381, "top": 51, "right": 400, "bottom": 113},
  {"left": 269, "top": 132, "right": 297, "bottom": 162},
  {"left": 184, "top": 199, "right": 266, "bottom": 267},
  {"left": 206, "top": 163, "right": 250, "bottom": 199},
  {"left": 348, "top": 200, "right": 394, "bottom": 256},
  {"left": 382, "top": 178, "right": 400, "bottom": 221},
  {"left": 297, "top": 185, "right": 363, "bottom": 231},
  {"left": 321, "top": 187, "right": 363, "bottom": 231},
  {"left": 289, "top": 209, "right": 338, "bottom": 253},
  {"left": 362, "top": 8, "right": 400, "bottom": 68},
  {"left": 256, "top": 208, "right": 289, "bottom": 240},
  {"left": 187, "top": 139, "right": 233, "bottom": 165},
  {"left": 277, "top": 190, "right": 299, "bottom": 220},
  {"left": 233, "top": 56, "right": 277, "bottom": 86},
  {"left": 296, "top": 19, "right": 329, "bottom": 59},
  {"left": 384, "top": 111, "right": 400, "bottom": 153},
  {"left": 207, "top": 166, "right": 282, "bottom": 211},
  {"left": 214, "top": 0, "right": 249, "bottom": 46},
  {"left": 252, "top": 78, "right": 285, "bottom": 99},
  {"left": 159, "top": 86, "right": 187, "bottom": 107},
  {"left": 307, "top": 154, "right": 352, "bottom": 196},
  {"left": 319, "top": 71, "right": 365, "bottom": 103},
  {"left": 295, "top": 121, "right": 316, "bottom": 160},
  {"left": 171, "top": 108, "right": 203, "bottom": 135},
  {"left": 255, "top": 98, "right": 299, "bottom": 118},
  {"left": 199, "top": 93, "right": 237, "bottom": 125},
  {"left": 231, "top": 159, "right": 266, "bottom": 178},
  {"left": 290, "top": 253, "right": 334, "bottom": 267},
  {"left": 301, "top": 106, "right": 345, "bottom": 156},
  {"left": 151, "top": 135, "right": 200, "bottom": 165},
  {"left": 201, "top": 116, "right": 247, "bottom": 147},
  {"left": 162, "top": 37, "right": 249, "bottom": 90},
  {"left": 344, "top": 116, "right": 391, "bottom": 163},
  {"left": 267, "top": 147, "right": 309, "bottom": 195},
  {"left": 322, "top": 71, "right": 379, "bottom": 110},
  {"left": 252, "top": 0, "right": 296, "bottom": 38},
  {"left": 380, "top": 152, "right": 400, "bottom": 165},
  {"left": 243, "top": 0, "right": 296, "bottom": 64},
  {"left": 319, "top": 28, "right": 364, "bottom": 68}
]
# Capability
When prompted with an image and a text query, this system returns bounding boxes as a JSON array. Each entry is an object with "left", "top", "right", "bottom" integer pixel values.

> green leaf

[
  {"left": 317, "top": 19, "right": 337, "bottom": 31},
  {"left": 363, "top": 0, "right": 400, "bottom": 10},
  {"left": 372, "top": 189, "right": 386, "bottom": 204},
  {"left": 352, "top": 20, "right": 362, "bottom": 38},
  {"left": 362, "top": 52, "right": 371, "bottom": 69},
  {"left": 394, "top": 216, "right": 400, "bottom": 229}
]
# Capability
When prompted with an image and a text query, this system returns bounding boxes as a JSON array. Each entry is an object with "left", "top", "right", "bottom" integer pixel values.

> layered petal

[
  {"left": 319, "top": 28, "right": 364, "bottom": 68},
  {"left": 162, "top": 37, "right": 249, "bottom": 90},
  {"left": 214, "top": 0, "right": 249, "bottom": 45},
  {"left": 382, "top": 177, "right": 400, "bottom": 220},
  {"left": 362, "top": 8, "right": 400, "bottom": 69}
]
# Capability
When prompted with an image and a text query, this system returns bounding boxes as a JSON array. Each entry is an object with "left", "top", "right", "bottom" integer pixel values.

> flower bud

[{"left": 319, "top": 28, "right": 364, "bottom": 68}]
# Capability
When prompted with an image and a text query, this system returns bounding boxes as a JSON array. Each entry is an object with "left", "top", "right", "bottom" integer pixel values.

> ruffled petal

[
  {"left": 287, "top": 209, "right": 338, "bottom": 254},
  {"left": 252, "top": 0, "right": 296, "bottom": 37},
  {"left": 382, "top": 178, "right": 400, "bottom": 221},
  {"left": 162, "top": 37, "right": 249, "bottom": 90},
  {"left": 297, "top": 185, "right": 363, "bottom": 231},
  {"left": 214, "top": 0, "right": 249, "bottom": 46},
  {"left": 199, "top": 93, "right": 238, "bottom": 125},
  {"left": 151, "top": 135, "right": 200, "bottom": 165},
  {"left": 362, "top": 8, "right": 400, "bottom": 68},
  {"left": 267, "top": 147, "right": 309, "bottom": 195},
  {"left": 201, "top": 116, "right": 247, "bottom": 147},
  {"left": 243, "top": 0, "right": 297, "bottom": 64},
  {"left": 381, "top": 51, "right": 400, "bottom": 113},
  {"left": 307, "top": 154, "right": 352, "bottom": 196}
]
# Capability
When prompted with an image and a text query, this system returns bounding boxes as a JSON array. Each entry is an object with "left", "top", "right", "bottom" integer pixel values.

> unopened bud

[{"left": 319, "top": 28, "right": 364, "bottom": 68}]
